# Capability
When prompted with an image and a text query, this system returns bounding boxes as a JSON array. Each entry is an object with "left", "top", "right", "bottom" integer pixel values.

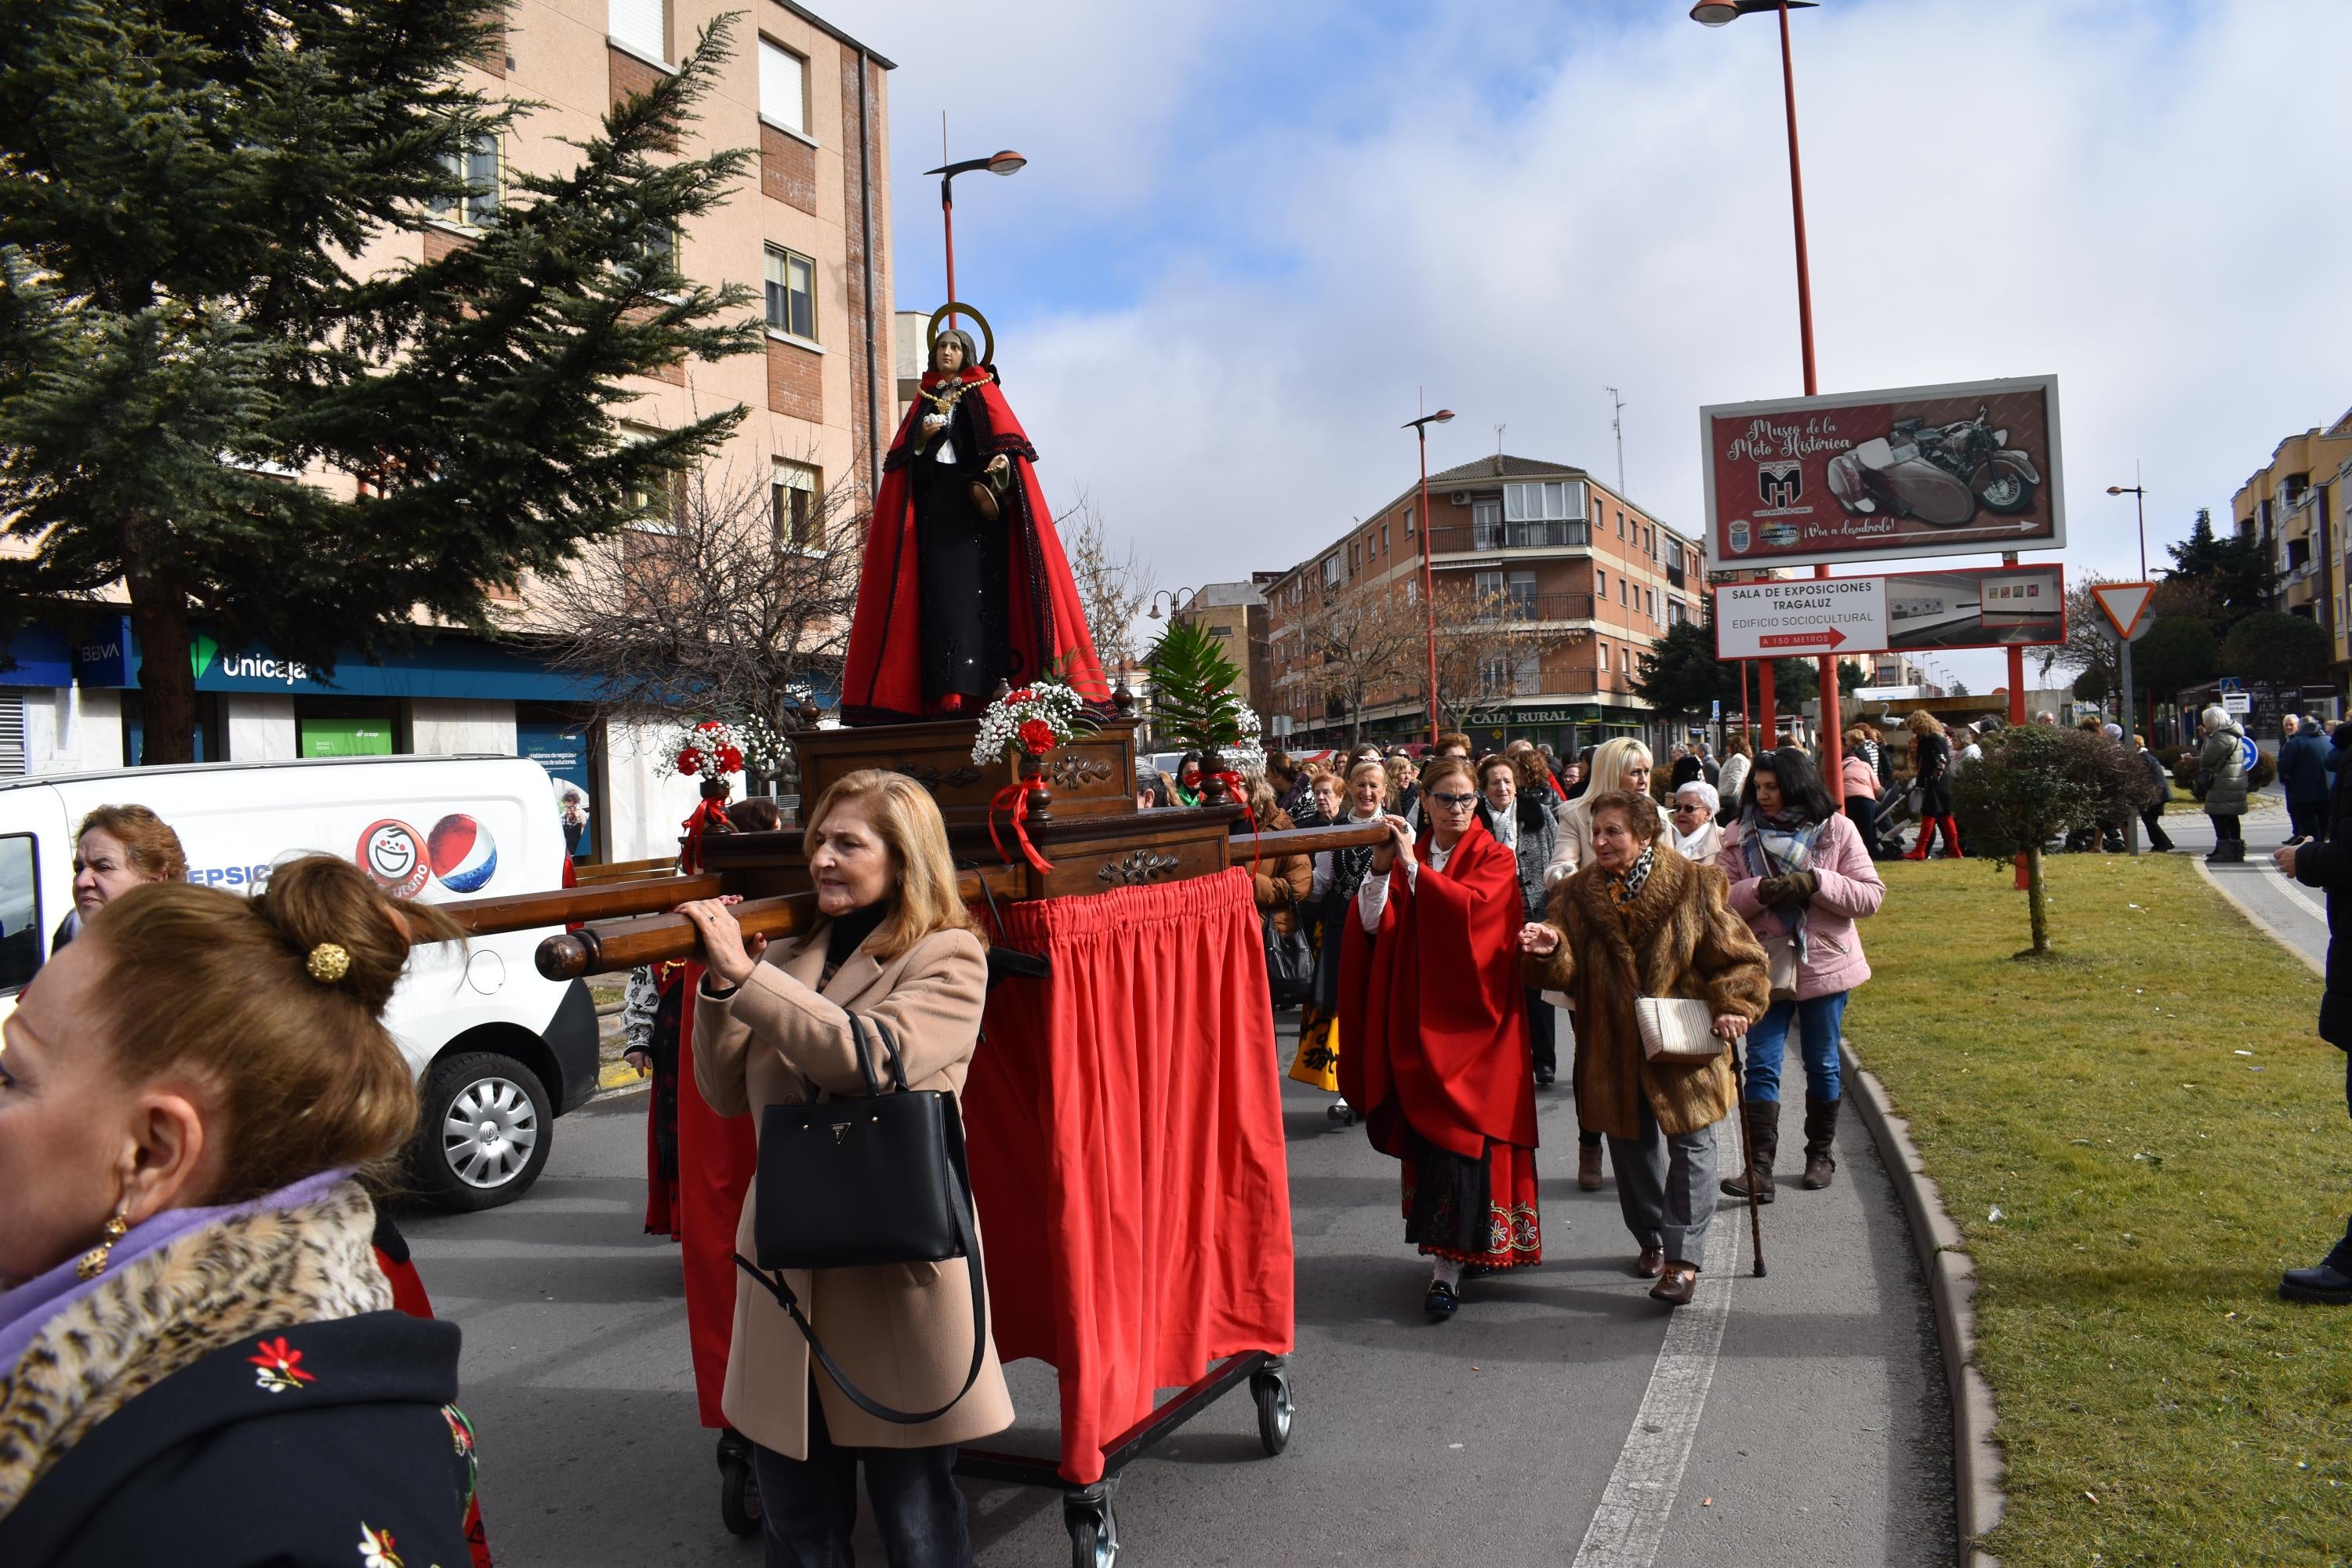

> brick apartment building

[
  {"left": 1262, "top": 455, "right": 1700, "bottom": 758},
  {"left": 2234, "top": 406, "right": 2352, "bottom": 703}
]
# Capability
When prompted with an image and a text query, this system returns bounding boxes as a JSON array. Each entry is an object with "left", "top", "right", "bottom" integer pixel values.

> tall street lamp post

[
  {"left": 2107, "top": 470, "right": 2148, "bottom": 580},
  {"left": 920, "top": 147, "right": 1026, "bottom": 319},
  {"left": 1690, "top": 0, "right": 1842, "bottom": 779},
  {"left": 1406, "top": 409, "right": 1457, "bottom": 748}
]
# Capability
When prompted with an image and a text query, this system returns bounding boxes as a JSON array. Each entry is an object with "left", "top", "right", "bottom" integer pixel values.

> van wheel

[{"left": 412, "top": 1052, "right": 551, "bottom": 1211}]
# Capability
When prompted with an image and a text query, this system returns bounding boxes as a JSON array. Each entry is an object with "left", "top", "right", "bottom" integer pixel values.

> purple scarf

[{"left": 0, "top": 1167, "right": 354, "bottom": 1377}]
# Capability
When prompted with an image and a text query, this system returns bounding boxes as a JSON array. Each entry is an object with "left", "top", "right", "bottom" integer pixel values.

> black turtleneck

[{"left": 822, "top": 898, "right": 891, "bottom": 976}]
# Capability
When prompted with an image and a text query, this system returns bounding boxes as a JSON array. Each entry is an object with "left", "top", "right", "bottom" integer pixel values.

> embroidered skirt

[{"left": 1401, "top": 1131, "right": 1541, "bottom": 1268}]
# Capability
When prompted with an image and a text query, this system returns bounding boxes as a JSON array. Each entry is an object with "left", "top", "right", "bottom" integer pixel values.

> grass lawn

[{"left": 1848, "top": 854, "right": 2352, "bottom": 1567}]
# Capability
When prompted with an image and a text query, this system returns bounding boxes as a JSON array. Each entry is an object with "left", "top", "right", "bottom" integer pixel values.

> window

[
  {"left": 1348, "top": 540, "right": 1360, "bottom": 576},
  {"left": 1668, "top": 599, "right": 1688, "bottom": 626},
  {"left": 1381, "top": 523, "right": 1389, "bottom": 553},
  {"left": 1474, "top": 569, "right": 1504, "bottom": 609},
  {"left": 1479, "top": 655, "right": 1510, "bottom": 694},
  {"left": 765, "top": 246, "right": 815, "bottom": 341},
  {"left": 1646, "top": 587, "right": 1656, "bottom": 619},
  {"left": 758, "top": 38, "right": 808, "bottom": 135},
  {"left": 1508, "top": 569, "right": 1538, "bottom": 616},
  {"left": 1472, "top": 498, "right": 1503, "bottom": 550},
  {"left": 1595, "top": 569, "right": 1606, "bottom": 600},
  {"left": 620, "top": 223, "right": 677, "bottom": 290},
  {"left": 1404, "top": 505, "right": 1416, "bottom": 537},
  {"left": 610, "top": 0, "right": 666, "bottom": 60},
  {"left": 1405, "top": 576, "right": 1417, "bottom": 606},
  {"left": 429, "top": 134, "right": 500, "bottom": 227},
  {"left": 1321, "top": 554, "right": 1341, "bottom": 588},
  {"left": 1616, "top": 510, "right": 1626, "bottom": 539},
  {"left": 1622, "top": 647, "right": 1632, "bottom": 674},
  {"left": 1597, "top": 639, "right": 1610, "bottom": 669},
  {"left": 1503, "top": 481, "right": 1578, "bottom": 521},
  {"left": 0, "top": 833, "right": 39, "bottom": 995},
  {"left": 1512, "top": 648, "right": 1541, "bottom": 695},
  {"left": 771, "top": 459, "right": 818, "bottom": 549},
  {"left": 1208, "top": 623, "right": 1233, "bottom": 638},
  {"left": 1621, "top": 579, "right": 1630, "bottom": 606}
]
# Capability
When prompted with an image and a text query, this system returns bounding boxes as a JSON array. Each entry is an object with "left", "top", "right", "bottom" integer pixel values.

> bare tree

[
  {"left": 1429, "top": 579, "right": 1578, "bottom": 732},
  {"left": 1061, "top": 493, "right": 1156, "bottom": 675},
  {"left": 531, "top": 460, "right": 865, "bottom": 786},
  {"left": 1276, "top": 576, "right": 1422, "bottom": 750},
  {"left": 2036, "top": 573, "right": 2117, "bottom": 696}
]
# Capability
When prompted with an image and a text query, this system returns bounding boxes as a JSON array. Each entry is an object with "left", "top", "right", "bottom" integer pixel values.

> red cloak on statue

[{"left": 840, "top": 365, "right": 1109, "bottom": 724}]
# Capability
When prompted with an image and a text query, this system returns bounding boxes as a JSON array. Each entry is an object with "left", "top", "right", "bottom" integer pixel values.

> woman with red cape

[
  {"left": 1339, "top": 753, "right": 1542, "bottom": 1321},
  {"left": 840, "top": 313, "right": 1109, "bottom": 724}
]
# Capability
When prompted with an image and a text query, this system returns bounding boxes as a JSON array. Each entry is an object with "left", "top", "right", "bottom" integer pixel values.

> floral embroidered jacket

[{"left": 0, "top": 1180, "right": 481, "bottom": 1568}]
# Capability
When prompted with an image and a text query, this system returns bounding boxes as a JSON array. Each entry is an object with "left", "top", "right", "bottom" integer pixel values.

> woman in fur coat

[
  {"left": 1519, "top": 791, "right": 1771, "bottom": 1305},
  {"left": 0, "top": 858, "right": 486, "bottom": 1568}
]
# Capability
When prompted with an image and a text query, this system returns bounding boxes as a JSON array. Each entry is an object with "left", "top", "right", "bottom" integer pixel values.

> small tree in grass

[{"left": 1951, "top": 724, "right": 2161, "bottom": 956}]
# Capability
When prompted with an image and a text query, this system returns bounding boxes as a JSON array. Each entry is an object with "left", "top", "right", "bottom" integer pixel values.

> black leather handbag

[
  {"left": 1263, "top": 902, "right": 1315, "bottom": 1009},
  {"left": 731, "top": 1014, "right": 989, "bottom": 1425}
]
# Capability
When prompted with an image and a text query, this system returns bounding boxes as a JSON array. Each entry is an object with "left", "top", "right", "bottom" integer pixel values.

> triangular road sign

[{"left": 2092, "top": 582, "right": 2156, "bottom": 641}]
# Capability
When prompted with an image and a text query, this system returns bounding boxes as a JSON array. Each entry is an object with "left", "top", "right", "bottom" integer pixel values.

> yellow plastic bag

[{"left": 1288, "top": 1010, "right": 1341, "bottom": 1093}]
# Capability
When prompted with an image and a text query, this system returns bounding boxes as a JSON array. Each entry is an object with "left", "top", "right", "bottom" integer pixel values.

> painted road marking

[{"left": 1569, "top": 1203, "right": 1742, "bottom": 1567}]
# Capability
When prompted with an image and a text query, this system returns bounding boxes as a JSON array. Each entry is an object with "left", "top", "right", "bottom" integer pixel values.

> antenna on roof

[
  {"left": 1494, "top": 423, "right": 1505, "bottom": 457},
  {"left": 1606, "top": 387, "right": 1628, "bottom": 498}
]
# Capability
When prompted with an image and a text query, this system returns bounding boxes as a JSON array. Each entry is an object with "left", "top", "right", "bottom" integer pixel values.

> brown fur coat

[{"left": 1526, "top": 844, "right": 1772, "bottom": 1139}]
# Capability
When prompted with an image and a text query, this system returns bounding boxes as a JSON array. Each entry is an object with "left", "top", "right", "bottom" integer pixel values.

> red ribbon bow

[
  {"left": 678, "top": 797, "right": 730, "bottom": 874},
  {"left": 1212, "top": 771, "right": 1262, "bottom": 877},
  {"left": 989, "top": 782, "right": 1055, "bottom": 876}
]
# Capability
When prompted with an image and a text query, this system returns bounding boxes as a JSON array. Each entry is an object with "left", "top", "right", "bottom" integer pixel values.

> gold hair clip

[{"left": 306, "top": 942, "right": 351, "bottom": 983}]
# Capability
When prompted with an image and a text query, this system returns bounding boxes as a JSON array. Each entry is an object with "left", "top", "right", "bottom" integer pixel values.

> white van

[{"left": 0, "top": 755, "right": 601, "bottom": 1210}]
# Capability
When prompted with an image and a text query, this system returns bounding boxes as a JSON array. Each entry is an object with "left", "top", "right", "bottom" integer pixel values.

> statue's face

[{"left": 933, "top": 334, "right": 965, "bottom": 375}]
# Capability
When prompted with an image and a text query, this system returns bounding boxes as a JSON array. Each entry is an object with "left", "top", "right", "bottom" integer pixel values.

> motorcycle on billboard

[{"left": 1824, "top": 405, "right": 2041, "bottom": 527}]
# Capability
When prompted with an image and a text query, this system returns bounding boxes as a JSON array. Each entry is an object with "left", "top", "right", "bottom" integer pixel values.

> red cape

[
  {"left": 841, "top": 367, "right": 1109, "bottom": 724},
  {"left": 1337, "top": 815, "right": 1536, "bottom": 1161}
]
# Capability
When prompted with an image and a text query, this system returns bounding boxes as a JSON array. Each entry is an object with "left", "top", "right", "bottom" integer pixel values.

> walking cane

[{"left": 1731, "top": 1039, "right": 1766, "bottom": 1276}]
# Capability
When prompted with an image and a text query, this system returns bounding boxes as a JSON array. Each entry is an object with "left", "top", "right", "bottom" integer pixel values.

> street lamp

[
  {"left": 1690, "top": 0, "right": 1842, "bottom": 782},
  {"left": 2107, "top": 470, "right": 2148, "bottom": 579},
  {"left": 1405, "top": 408, "right": 1457, "bottom": 749},
  {"left": 920, "top": 149, "right": 1026, "bottom": 318},
  {"left": 1145, "top": 587, "right": 1199, "bottom": 622}
]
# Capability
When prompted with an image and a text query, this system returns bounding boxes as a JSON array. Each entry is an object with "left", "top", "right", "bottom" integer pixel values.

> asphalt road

[{"left": 403, "top": 1013, "right": 1951, "bottom": 1567}]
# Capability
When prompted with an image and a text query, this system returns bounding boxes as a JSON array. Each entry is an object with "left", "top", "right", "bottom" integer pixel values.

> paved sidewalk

[{"left": 2164, "top": 797, "right": 2328, "bottom": 973}]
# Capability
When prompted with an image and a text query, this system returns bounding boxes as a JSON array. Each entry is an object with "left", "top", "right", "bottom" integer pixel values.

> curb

[
  {"left": 597, "top": 1059, "right": 650, "bottom": 1092},
  {"left": 1840, "top": 1039, "right": 2005, "bottom": 1568},
  {"left": 2190, "top": 857, "right": 2326, "bottom": 979}
]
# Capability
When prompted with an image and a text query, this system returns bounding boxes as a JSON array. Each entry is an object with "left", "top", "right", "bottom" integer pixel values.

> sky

[{"left": 823, "top": 0, "right": 2352, "bottom": 695}]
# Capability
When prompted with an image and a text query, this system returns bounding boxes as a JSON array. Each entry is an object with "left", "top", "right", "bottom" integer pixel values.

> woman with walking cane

[{"left": 1518, "top": 791, "right": 1771, "bottom": 1305}]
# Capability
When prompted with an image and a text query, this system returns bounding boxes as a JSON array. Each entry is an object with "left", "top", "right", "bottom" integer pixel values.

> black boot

[
  {"left": 1719, "top": 1099, "right": 1779, "bottom": 1203},
  {"left": 1802, "top": 1096, "right": 1841, "bottom": 1189}
]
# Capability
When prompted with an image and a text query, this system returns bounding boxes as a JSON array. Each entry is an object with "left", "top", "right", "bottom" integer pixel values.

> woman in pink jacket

[
  {"left": 1839, "top": 731, "right": 1886, "bottom": 860},
  {"left": 1718, "top": 747, "right": 1886, "bottom": 1200}
]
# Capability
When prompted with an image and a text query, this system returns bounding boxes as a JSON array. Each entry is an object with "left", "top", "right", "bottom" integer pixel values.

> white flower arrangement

[
  {"left": 971, "top": 679, "right": 1093, "bottom": 767},
  {"left": 1221, "top": 706, "right": 1268, "bottom": 779}
]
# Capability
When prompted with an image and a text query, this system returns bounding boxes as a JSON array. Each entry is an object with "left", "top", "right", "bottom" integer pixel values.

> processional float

[{"left": 447, "top": 302, "right": 1390, "bottom": 1567}]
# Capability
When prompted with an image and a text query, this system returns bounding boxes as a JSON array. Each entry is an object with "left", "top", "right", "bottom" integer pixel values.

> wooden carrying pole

[{"left": 437, "top": 820, "right": 1406, "bottom": 982}]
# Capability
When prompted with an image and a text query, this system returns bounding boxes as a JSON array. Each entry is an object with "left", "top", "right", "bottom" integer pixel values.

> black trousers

[
  {"left": 2211, "top": 813, "right": 2243, "bottom": 845},
  {"left": 2140, "top": 807, "right": 2173, "bottom": 851},
  {"left": 1843, "top": 795, "right": 1883, "bottom": 857},
  {"left": 753, "top": 1395, "right": 971, "bottom": 1568},
  {"left": 1526, "top": 987, "right": 1556, "bottom": 1076},
  {"left": 2289, "top": 799, "right": 2329, "bottom": 841}
]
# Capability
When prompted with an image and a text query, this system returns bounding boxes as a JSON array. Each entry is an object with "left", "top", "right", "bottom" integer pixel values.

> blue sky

[{"left": 824, "top": 0, "right": 2352, "bottom": 693}]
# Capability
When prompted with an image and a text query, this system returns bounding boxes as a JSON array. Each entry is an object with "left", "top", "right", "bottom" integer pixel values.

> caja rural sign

[
  {"left": 1700, "top": 375, "right": 2064, "bottom": 572},
  {"left": 1712, "top": 564, "right": 2066, "bottom": 661}
]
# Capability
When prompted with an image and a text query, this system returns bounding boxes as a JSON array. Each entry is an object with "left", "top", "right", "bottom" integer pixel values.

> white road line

[
  {"left": 2266, "top": 867, "right": 2332, "bottom": 927},
  {"left": 1569, "top": 1201, "right": 1742, "bottom": 1567}
]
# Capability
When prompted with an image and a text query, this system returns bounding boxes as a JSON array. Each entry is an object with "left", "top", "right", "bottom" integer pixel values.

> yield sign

[{"left": 2091, "top": 582, "right": 2156, "bottom": 641}]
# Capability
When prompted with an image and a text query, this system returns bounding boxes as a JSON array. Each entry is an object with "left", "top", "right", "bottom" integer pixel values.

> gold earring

[{"left": 77, "top": 1203, "right": 130, "bottom": 1280}]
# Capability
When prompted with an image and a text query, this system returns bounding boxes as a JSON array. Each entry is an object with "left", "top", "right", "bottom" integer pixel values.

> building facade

[
  {"left": 1264, "top": 455, "right": 1697, "bottom": 757},
  {"left": 2233, "top": 409, "right": 2352, "bottom": 698},
  {"left": 1171, "top": 580, "right": 1274, "bottom": 716},
  {"left": 0, "top": 0, "right": 898, "bottom": 863}
]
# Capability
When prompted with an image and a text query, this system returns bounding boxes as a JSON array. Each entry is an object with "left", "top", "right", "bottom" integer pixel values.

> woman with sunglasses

[
  {"left": 1338, "top": 757, "right": 1541, "bottom": 1321},
  {"left": 1668, "top": 780, "right": 1724, "bottom": 869}
]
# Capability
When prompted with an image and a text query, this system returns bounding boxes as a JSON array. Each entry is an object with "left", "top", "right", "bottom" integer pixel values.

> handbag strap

[
  {"left": 846, "top": 1013, "right": 884, "bottom": 1098},
  {"left": 731, "top": 1157, "right": 988, "bottom": 1427}
]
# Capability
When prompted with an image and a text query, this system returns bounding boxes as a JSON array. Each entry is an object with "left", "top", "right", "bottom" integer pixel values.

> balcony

[
  {"left": 1667, "top": 562, "right": 1687, "bottom": 590},
  {"left": 1427, "top": 519, "right": 1591, "bottom": 555},
  {"left": 1464, "top": 592, "right": 1595, "bottom": 625},
  {"left": 1560, "top": 668, "right": 1639, "bottom": 696}
]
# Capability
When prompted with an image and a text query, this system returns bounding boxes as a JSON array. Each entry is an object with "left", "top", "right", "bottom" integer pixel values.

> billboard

[
  {"left": 1700, "top": 375, "right": 2063, "bottom": 571},
  {"left": 1712, "top": 563, "right": 2066, "bottom": 660}
]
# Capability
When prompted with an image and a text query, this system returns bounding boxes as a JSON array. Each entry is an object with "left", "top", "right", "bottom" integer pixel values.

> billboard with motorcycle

[{"left": 1700, "top": 375, "right": 2063, "bottom": 571}]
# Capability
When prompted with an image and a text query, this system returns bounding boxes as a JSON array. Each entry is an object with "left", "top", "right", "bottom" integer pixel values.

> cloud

[{"left": 837, "top": 0, "right": 2352, "bottom": 690}]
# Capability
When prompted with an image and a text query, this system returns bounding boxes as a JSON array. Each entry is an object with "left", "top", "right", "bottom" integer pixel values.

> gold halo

[{"left": 925, "top": 301, "right": 994, "bottom": 369}]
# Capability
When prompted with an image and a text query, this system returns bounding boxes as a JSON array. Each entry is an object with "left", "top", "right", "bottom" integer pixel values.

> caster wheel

[
  {"left": 718, "top": 1453, "right": 762, "bottom": 1537},
  {"left": 1252, "top": 1367, "right": 1294, "bottom": 1456},
  {"left": 1065, "top": 1489, "right": 1117, "bottom": 1568}
]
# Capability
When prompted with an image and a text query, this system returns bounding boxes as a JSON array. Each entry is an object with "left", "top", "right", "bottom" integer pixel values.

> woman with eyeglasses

[
  {"left": 1338, "top": 757, "right": 1541, "bottom": 1321},
  {"left": 1542, "top": 736, "right": 1653, "bottom": 1189},
  {"left": 1667, "top": 781, "right": 1724, "bottom": 869}
]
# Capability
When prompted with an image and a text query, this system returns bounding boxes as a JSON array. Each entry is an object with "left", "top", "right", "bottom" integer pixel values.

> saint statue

[{"left": 840, "top": 307, "right": 1109, "bottom": 724}]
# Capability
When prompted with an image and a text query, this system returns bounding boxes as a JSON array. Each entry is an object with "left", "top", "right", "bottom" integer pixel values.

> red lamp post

[
  {"left": 1691, "top": 0, "right": 1840, "bottom": 777},
  {"left": 1406, "top": 408, "right": 1457, "bottom": 748},
  {"left": 920, "top": 148, "right": 1026, "bottom": 320}
]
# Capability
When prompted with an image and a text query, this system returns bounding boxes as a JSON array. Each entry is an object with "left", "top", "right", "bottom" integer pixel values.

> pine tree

[
  {"left": 0, "top": 1, "right": 759, "bottom": 760},
  {"left": 2162, "top": 507, "right": 2274, "bottom": 640}
]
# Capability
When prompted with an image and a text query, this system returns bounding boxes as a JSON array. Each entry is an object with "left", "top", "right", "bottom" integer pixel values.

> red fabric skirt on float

[
  {"left": 670, "top": 959, "right": 759, "bottom": 1429},
  {"left": 962, "top": 868, "right": 1294, "bottom": 1485}
]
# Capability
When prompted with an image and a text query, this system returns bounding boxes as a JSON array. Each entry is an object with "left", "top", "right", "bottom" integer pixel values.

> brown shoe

[
  {"left": 1633, "top": 1247, "right": 1664, "bottom": 1279},
  {"left": 1648, "top": 1261, "right": 1699, "bottom": 1305},
  {"left": 1578, "top": 1142, "right": 1604, "bottom": 1192}
]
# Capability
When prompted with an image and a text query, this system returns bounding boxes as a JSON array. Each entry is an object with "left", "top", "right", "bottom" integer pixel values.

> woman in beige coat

[{"left": 681, "top": 768, "right": 1011, "bottom": 1567}]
